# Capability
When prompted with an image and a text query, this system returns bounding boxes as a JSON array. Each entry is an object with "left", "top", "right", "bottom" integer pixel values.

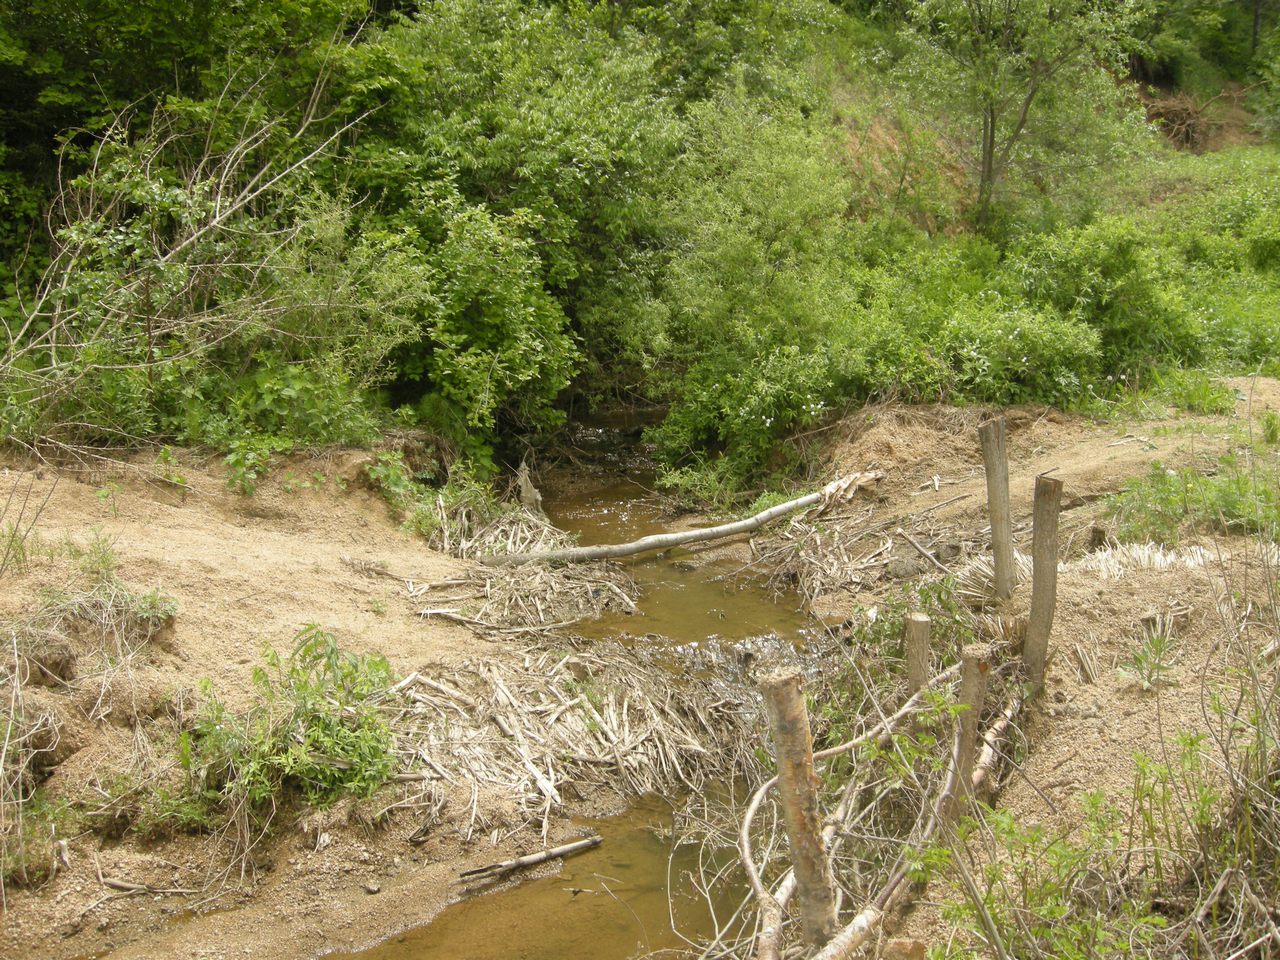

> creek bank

[
  {"left": 0, "top": 441, "right": 786, "bottom": 960},
  {"left": 4, "top": 387, "right": 1277, "bottom": 959}
]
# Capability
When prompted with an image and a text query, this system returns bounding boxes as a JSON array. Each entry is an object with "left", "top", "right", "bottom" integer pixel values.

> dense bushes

[
  {"left": 650, "top": 139, "right": 1280, "bottom": 485},
  {"left": 1, "top": 0, "right": 1279, "bottom": 492}
]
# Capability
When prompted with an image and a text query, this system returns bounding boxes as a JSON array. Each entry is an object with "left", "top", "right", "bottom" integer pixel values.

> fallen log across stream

[{"left": 477, "top": 472, "right": 883, "bottom": 566}]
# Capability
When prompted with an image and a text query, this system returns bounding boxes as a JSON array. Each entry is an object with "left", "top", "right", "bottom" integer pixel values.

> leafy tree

[
  {"left": 336, "top": 0, "right": 683, "bottom": 453},
  {"left": 1130, "top": 0, "right": 1265, "bottom": 90},
  {"left": 1254, "top": 22, "right": 1280, "bottom": 140},
  {"left": 894, "top": 0, "right": 1147, "bottom": 232}
]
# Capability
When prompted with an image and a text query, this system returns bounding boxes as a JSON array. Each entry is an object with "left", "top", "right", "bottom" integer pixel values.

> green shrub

[
  {"left": 1013, "top": 217, "right": 1202, "bottom": 371},
  {"left": 930, "top": 800, "right": 1167, "bottom": 959},
  {"left": 940, "top": 297, "right": 1100, "bottom": 405},
  {"left": 362, "top": 452, "right": 418, "bottom": 515},
  {"left": 1107, "top": 449, "right": 1280, "bottom": 544},
  {"left": 1150, "top": 368, "right": 1237, "bottom": 415},
  {"left": 187, "top": 626, "right": 397, "bottom": 810}
]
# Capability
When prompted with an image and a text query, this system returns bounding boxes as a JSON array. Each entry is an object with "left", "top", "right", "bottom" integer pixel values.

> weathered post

[
  {"left": 759, "top": 668, "right": 838, "bottom": 949},
  {"left": 1024, "top": 473, "right": 1063, "bottom": 693},
  {"left": 977, "top": 418, "right": 1015, "bottom": 602},
  {"left": 904, "top": 613, "right": 931, "bottom": 696},
  {"left": 953, "top": 644, "right": 992, "bottom": 817}
]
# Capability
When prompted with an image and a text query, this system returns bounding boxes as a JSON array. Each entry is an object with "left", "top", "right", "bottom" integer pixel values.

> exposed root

[{"left": 1, "top": 638, "right": 63, "bottom": 901}]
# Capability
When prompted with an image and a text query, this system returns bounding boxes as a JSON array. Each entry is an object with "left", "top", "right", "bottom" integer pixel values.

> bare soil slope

[{"left": 0, "top": 450, "right": 501, "bottom": 960}]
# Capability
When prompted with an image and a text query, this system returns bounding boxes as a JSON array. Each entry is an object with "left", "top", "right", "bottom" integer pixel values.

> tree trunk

[
  {"left": 759, "top": 669, "right": 839, "bottom": 949},
  {"left": 977, "top": 104, "right": 998, "bottom": 230}
]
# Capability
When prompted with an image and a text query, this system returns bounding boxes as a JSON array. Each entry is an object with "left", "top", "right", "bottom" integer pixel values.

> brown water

[
  {"left": 545, "top": 471, "right": 813, "bottom": 650},
  {"left": 329, "top": 797, "right": 741, "bottom": 960},
  {"left": 342, "top": 427, "right": 806, "bottom": 960}
]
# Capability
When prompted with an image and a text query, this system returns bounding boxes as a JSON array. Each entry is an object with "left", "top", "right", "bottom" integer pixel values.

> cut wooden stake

[
  {"left": 456, "top": 836, "right": 601, "bottom": 883},
  {"left": 759, "top": 668, "right": 838, "bottom": 949},
  {"left": 1024, "top": 473, "right": 1063, "bottom": 692},
  {"left": 478, "top": 473, "right": 881, "bottom": 566},
  {"left": 904, "top": 613, "right": 931, "bottom": 696},
  {"left": 978, "top": 419, "right": 1015, "bottom": 601},
  {"left": 954, "top": 643, "right": 992, "bottom": 816},
  {"left": 744, "top": 663, "right": 963, "bottom": 960}
]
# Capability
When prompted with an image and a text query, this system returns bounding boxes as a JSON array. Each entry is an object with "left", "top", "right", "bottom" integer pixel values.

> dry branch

[
  {"left": 971, "top": 695, "right": 1022, "bottom": 797},
  {"left": 478, "top": 473, "right": 881, "bottom": 566},
  {"left": 456, "top": 836, "right": 601, "bottom": 883}
]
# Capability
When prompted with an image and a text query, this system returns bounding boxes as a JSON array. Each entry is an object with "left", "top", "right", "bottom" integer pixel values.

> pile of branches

[
  {"left": 374, "top": 641, "right": 768, "bottom": 840},
  {"left": 344, "top": 555, "right": 638, "bottom": 635},
  {"left": 417, "top": 498, "right": 572, "bottom": 561},
  {"left": 749, "top": 504, "right": 969, "bottom": 606},
  {"left": 418, "top": 563, "right": 636, "bottom": 635}
]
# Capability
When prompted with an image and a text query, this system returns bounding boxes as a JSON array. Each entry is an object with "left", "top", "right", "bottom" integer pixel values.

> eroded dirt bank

[{"left": 3, "top": 378, "right": 1279, "bottom": 960}]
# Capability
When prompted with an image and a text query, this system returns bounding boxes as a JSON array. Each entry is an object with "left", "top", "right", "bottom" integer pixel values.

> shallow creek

[{"left": 342, "top": 425, "right": 812, "bottom": 960}]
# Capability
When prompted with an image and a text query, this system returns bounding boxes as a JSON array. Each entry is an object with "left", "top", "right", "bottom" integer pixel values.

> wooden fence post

[
  {"left": 759, "top": 668, "right": 838, "bottom": 949},
  {"left": 978, "top": 418, "right": 1015, "bottom": 602},
  {"left": 953, "top": 644, "right": 991, "bottom": 817},
  {"left": 904, "top": 613, "right": 931, "bottom": 695},
  {"left": 1024, "top": 473, "right": 1063, "bottom": 693}
]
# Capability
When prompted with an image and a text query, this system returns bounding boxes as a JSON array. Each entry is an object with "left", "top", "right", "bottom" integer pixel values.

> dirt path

[{"left": 4, "top": 379, "right": 1277, "bottom": 960}]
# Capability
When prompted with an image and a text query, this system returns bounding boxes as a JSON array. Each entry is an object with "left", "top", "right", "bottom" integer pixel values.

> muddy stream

[{"left": 336, "top": 423, "right": 812, "bottom": 960}]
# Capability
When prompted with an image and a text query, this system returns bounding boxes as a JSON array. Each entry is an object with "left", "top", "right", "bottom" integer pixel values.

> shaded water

[{"left": 344, "top": 420, "right": 806, "bottom": 959}]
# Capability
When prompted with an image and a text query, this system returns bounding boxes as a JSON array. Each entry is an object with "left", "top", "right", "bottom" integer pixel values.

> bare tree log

[
  {"left": 759, "top": 668, "right": 838, "bottom": 949},
  {"left": 1024, "top": 474, "right": 1063, "bottom": 692},
  {"left": 478, "top": 473, "right": 881, "bottom": 566},
  {"left": 978, "top": 419, "right": 1015, "bottom": 601},
  {"left": 456, "top": 836, "right": 601, "bottom": 883}
]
